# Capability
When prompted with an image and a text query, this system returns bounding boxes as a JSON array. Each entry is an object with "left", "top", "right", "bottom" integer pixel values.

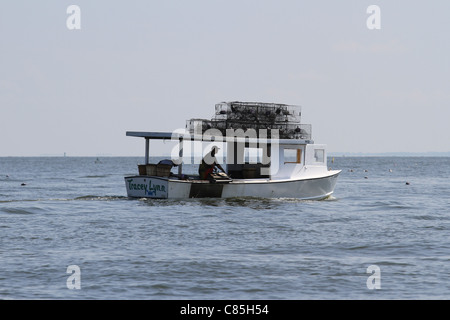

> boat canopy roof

[
  {"left": 127, "top": 131, "right": 175, "bottom": 139},
  {"left": 126, "top": 131, "right": 313, "bottom": 145}
]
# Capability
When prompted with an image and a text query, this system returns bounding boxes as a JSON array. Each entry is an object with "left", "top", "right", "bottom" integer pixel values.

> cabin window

[
  {"left": 244, "top": 147, "right": 263, "bottom": 164},
  {"left": 284, "top": 148, "right": 302, "bottom": 164},
  {"left": 314, "top": 149, "right": 325, "bottom": 163}
]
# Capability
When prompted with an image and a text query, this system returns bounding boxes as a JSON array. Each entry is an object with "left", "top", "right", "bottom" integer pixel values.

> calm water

[{"left": 1, "top": 156, "right": 449, "bottom": 299}]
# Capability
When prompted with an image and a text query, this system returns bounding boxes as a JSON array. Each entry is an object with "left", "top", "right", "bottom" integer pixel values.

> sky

[{"left": 0, "top": 0, "right": 449, "bottom": 156}]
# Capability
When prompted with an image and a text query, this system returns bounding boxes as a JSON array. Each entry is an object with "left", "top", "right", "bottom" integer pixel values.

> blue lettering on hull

[{"left": 126, "top": 178, "right": 167, "bottom": 198}]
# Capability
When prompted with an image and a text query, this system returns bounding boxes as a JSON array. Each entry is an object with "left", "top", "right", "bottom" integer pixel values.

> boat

[{"left": 124, "top": 101, "right": 340, "bottom": 199}]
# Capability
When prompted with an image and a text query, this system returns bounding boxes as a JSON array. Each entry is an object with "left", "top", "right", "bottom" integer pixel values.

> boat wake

[
  {"left": 73, "top": 195, "right": 128, "bottom": 201},
  {"left": 133, "top": 195, "right": 340, "bottom": 210},
  {"left": 0, "top": 195, "right": 128, "bottom": 204}
]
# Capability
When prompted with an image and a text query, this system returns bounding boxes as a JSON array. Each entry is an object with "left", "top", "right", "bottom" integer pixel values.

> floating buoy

[{"left": 389, "top": 169, "right": 393, "bottom": 172}]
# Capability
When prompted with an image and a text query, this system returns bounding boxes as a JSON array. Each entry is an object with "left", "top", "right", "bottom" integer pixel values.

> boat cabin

[{"left": 126, "top": 130, "right": 329, "bottom": 182}]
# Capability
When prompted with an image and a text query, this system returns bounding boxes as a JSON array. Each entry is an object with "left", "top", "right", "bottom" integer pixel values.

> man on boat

[{"left": 199, "top": 146, "right": 225, "bottom": 180}]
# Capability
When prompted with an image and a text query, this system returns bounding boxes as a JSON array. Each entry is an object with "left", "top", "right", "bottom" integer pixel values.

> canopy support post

[
  {"left": 145, "top": 138, "right": 150, "bottom": 165},
  {"left": 178, "top": 137, "right": 183, "bottom": 177}
]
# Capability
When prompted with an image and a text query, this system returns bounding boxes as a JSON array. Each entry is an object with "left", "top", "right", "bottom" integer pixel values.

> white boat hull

[{"left": 124, "top": 171, "right": 340, "bottom": 200}]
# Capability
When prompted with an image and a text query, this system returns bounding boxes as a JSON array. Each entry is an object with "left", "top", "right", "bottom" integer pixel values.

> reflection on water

[{"left": 135, "top": 196, "right": 313, "bottom": 210}]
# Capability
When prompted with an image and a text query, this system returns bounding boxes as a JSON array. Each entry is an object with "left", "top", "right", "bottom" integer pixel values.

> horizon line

[{"left": 1, "top": 151, "right": 450, "bottom": 158}]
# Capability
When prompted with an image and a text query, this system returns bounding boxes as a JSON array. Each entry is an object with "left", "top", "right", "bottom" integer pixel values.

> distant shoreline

[
  {"left": 1, "top": 153, "right": 450, "bottom": 158},
  {"left": 329, "top": 152, "right": 450, "bottom": 157}
]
